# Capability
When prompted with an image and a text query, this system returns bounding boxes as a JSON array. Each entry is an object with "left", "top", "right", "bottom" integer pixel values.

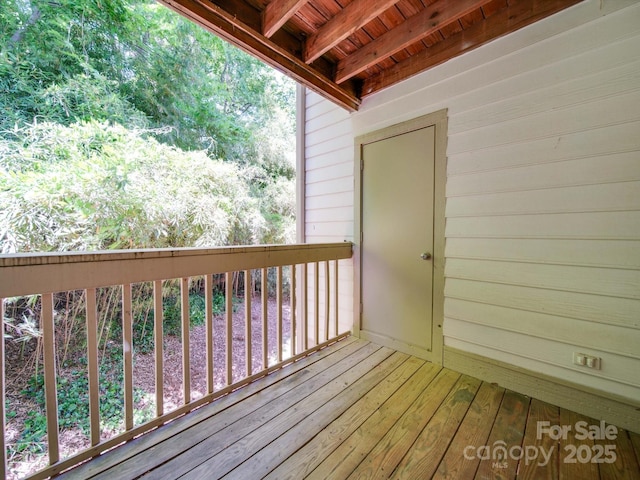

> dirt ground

[{"left": 5, "top": 296, "right": 291, "bottom": 480}]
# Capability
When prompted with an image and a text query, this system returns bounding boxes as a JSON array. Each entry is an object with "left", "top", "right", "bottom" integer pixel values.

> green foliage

[
  {"left": 13, "top": 356, "right": 153, "bottom": 456},
  {"left": 0, "top": 0, "right": 295, "bottom": 163},
  {"left": 0, "top": 120, "right": 294, "bottom": 252}
]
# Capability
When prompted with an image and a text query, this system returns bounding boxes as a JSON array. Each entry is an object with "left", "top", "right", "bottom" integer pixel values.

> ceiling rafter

[
  {"left": 362, "top": 0, "right": 583, "bottom": 95},
  {"left": 303, "top": 0, "right": 400, "bottom": 64},
  {"left": 335, "top": 0, "right": 493, "bottom": 84},
  {"left": 262, "top": 0, "right": 310, "bottom": 38}
]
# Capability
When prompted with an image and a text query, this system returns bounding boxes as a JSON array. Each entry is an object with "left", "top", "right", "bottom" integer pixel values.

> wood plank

[
  {"left": 204, "top": 276, "right": 213, "bottom": 395},
  {"left": 362, "top": 0, "right": 582, "bottom": 96},
  {"left": 303, "top": 0, "right": 399, "bottom": 63},
  {"left": 62, "top": 337, "right": 361, "bottom": 480},
  {"left": 290, "top": 265, "right": 296, "bottom": 355},
  {"left": 277, "top": 265, "right": 283, "bottom": 362},
  {"left": 208, "top": 349, "right": 407, "bottom": 479},
  {"left": 154, "top": 280, "right": 166, "bottom": 413},
  {"left": 262, "top": 268, "right": 269, "bottom": 368},
  {"left": 142, "top": 342, "right": 386, "bottom": 479},
  {"left": 324, "top": 260, "right": 330, "bottom": 341},
  {"left": 225, "top": 272, "right": 233, "bottom": 385},
  {"left": 264, "top": 355, "right": 425, "bottom": 480},
  {"left": 181, "top": 277, "right": 191, "bottom": 402},
  {"left": 123, "top": 284, "right": 134, "bottom": 429},
  {"left": 314, "top": 261, "right": 319, "bottom": 346},
  {"left": 262, "top": 0, "right": 310, "bottom": 37},
  {"left": 390, "top": 375, "right": 482, "bottom": 479},
  {"left": 0, "top": 299, "right": 6, "bottom": 479},
  {"left": 559, "top": 409, "right": 599, "bottom": 480},
  {"left": 517, "top": 399, "right": 560, "bottom": 480},
  {"left": 335, "top": 0, "right": 492, "bottom": 83},
  {"left": 245, "top": 270, "right": 252, "bottom": 375},
  {"left": 41, "top": 292, "right": 59, "bottom": 464},
  {"left": 474, "top": 390, "right": 529, "bottom": 479},
  {"left": 333, "top": 259, "right": 338, "bottom": 336},
  {"left": 85, "top": 288, "right": 100, "bottom": 446},
  {"left": 301, "top": 263, "right": 308, "bottom": 350},
  {"left": 598, "top": 428, "right": 640, "bottom": 479},
  {"left": 306, "top": 361, "right": 443, "bottom": 479},
  {"left": 432, "top": 382, "right": 505, "bottom": 479},
  {"left": 341, "top": 369, "right": 461, "bottom": 479}
]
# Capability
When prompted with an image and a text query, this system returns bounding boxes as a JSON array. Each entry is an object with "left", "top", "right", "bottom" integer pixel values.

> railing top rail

[
  {"left": 0, "top": 242, "right": 352, "bottom": 267},
  {"left": 0, "top": 242, "right": 353, "bottom": 297}
]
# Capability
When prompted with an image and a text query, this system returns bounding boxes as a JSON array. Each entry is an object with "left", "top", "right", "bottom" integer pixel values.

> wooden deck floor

[{"left": 61, "top": 336, "right": 640, "bottom": 480}]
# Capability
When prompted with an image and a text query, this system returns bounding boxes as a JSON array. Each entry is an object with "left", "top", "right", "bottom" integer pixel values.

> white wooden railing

[{"left": 0, "top": 243, "right": 352, "bottom": 479}]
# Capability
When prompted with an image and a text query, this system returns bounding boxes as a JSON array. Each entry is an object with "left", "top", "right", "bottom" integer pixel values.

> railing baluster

[
  {"left": 204, "top": 275, "right": 214, "bottom": 394},
  {"left": 122, "top": 284, "right": 134, "bottom": 430},
  {"left": 0, "top": 298, "right": 6, "bottom": 478},
  {"left": 225, "top": 272, "right": 233, "bottom": 385},
  {"left": 302, "top": 263, "right": 308, "bottom": 351},
  {"left": 153, "top": 280, "right": 164, "bottom": 416},
  {"left": 42, "top": 293, "right": 59, "bottom": 464},
  {"left": 85, "top": 288, "right": 100, "bottom": 445},
  {"left": 334, "top": 260, "right": 339, "bottom": 337},
  {"left": 245, "top": 270, "right": 252, "bottom": 376},
  {"left": 277, "top": 266, "right": 283, "bottom": 362},
  {"left": 314, "top": 262, "right": 319, "bottom": 347},
  {"left": 324, "top": 261, "right": 330, "bottom": 342},
  {"left": 261, "top": 268, "right": 268, "bottom": 369},
  {"left": 290, "top": 265, "right": 296, "bottom": 356},
  {"left": 180, "top": 278, "right": 191, "bottom": 404}
]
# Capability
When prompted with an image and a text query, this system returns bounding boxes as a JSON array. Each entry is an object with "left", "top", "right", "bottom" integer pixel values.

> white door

[{"left": 360, "top": 125, "right": 435, "bottom": 360}]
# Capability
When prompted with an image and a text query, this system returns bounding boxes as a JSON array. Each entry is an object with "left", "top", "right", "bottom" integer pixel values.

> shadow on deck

[{"left": 59, "top": 336, "right": 640, "bottom": 479}]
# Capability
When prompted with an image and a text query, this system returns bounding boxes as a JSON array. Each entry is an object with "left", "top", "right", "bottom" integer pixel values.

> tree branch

[{"left": 9, "top": 6, "right": 42, "bottom": 46}]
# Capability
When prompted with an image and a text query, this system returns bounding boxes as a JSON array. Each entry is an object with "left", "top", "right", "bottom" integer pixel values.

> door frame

[{"left": 354, "top": 109, "right": 447, "bottom": 364}]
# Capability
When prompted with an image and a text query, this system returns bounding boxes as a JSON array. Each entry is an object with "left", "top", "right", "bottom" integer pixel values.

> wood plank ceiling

[{"left": 156, "top": 0, "right": 583, "bottom": 111}]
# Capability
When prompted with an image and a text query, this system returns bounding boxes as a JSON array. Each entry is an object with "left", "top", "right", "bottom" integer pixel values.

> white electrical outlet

[{"left": 573, "top": 352, "right": 601, "bottom": 370}]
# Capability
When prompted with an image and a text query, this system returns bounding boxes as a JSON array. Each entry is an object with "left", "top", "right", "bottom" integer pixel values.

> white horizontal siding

[
  {"left": 446, "top": 182, "right": 640, "bottom": 217},
  {"left": 303, "top": 88, "right": 355, "bottom": 333},
  {"left": 446, "top": 238, "right": 640, "bottom": 270},
  {"left": 349, "top": 0, "right": 640, "bottom": 401}
]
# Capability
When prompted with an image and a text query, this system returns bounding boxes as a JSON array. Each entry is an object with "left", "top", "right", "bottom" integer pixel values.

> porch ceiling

[{"left": 156, "top": 0, "right": 583, "bottom": 111}]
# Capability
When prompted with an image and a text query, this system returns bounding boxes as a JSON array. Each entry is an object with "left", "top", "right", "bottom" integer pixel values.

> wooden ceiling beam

[
  {"left": 335, "top": 0, "right": 493, "bottom": 83},
  {"left": 303, "top": 0, "right": 400, "bottom": 64},
  {"left": 158, "top": 0, "right": 361, "bottom": 111},
  {"left": 262, "top": 0, "right": 310, "bottom": 38},
  {"left": 361, "top": 0, "right": 583, "bottom": 96}
]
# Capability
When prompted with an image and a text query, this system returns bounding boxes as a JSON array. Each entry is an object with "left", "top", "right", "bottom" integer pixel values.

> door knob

[{"left": 420, "top": 252, "right": 432, "bottom": 260}]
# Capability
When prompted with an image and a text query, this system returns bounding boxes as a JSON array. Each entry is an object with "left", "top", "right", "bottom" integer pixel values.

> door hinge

[{"left": 360, "top": 158, "right": 364, "bottom": 171}]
